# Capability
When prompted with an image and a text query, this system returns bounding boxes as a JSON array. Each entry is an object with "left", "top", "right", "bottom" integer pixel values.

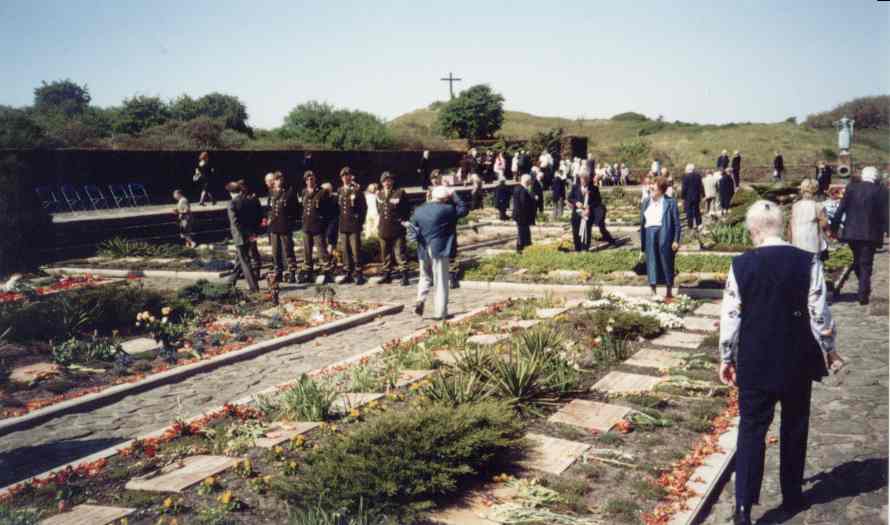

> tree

[
  {"left": 280, "top": 101, "right": 395, "bottom": 150},
  {"left": 527, "top": 128, "right": 563, "bottom": 157},
  {"left": 435, "top": 84, "right": 504, "bottom": 139},
  {"left": 804, "top": 95, "right": 890, "bottom": 129},
  {"left": 33, "top": 79, "right": 91, "bottom": 117},
  {"left": 0, "top": 107, "right": 48, "bottom": 149},
  {"left": 171, "top": 93, "right": 251, "bottom": 135},
  {"left": 114, "top": 95, "right": 171, "bottom": 135}
]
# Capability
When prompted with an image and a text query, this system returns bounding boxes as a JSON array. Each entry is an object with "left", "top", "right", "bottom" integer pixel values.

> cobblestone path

[
  {"left": 0, "top": 283, "right": 545, "bottom": 488},
  {"left": 701, "top": 248, "right": 889, "bottom": 524}
]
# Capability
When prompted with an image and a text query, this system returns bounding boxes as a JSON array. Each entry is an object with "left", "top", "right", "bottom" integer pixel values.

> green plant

[
  {"left": 708, "top": 222, "right": 751, "bottom": 246},
  {"left": 274, "top": 401, "right": 524, "bottom": 520},
  {"left": 289, "top": 500, "right": 388, "bottom": 525},
  {"left": 483, "top": 349, "right": 556, "bottom": 414},
  {"left": 177, "top": 279, "right": 242, "bottom": 304},
  {"left": 422, "top": 371, "right": 491, "bottom": 406},
  {"left": 585, "top": 309, "right": 663, "bottom": 340},
  {"left": 0, "top": 505, "right": 41, "bottom": 525},
  {"left": 825, "top": 245, "right": 853, "bottom": 273},
  {"left": 267, "top": 374, "right": 338, "bottom": 422},
  {"left": 98, "top": 237, "right": 197, "bottom": 258},
  {"left": 435, "top": 84, "right": 505, "bottom": 139},
  {"left": 57, "top": 294, "right": 99, "bottom": 339},
  {"left": 280, "top": 101, "right": 395, "bottom": 150}
]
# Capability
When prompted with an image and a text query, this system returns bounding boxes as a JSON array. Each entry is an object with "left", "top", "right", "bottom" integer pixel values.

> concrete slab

[
  {"left": 393, "top": 370, "right": 435, "bottom": 388},
  {"left": 522, "top": 433, "right": 591, "bottom": 475},
  {"left": 683, "top": 316, "right": 719, "bottom": 332},
  {"left": 548, "top": 399, "right": 630, "bottom": 433},
  {"left": 504, "top": 319, "right": 540, "bottom": 331},
  {"left": 254, "top": 421, "right": 320, "bottom": 448},
  {"left": 651, "top": 331, "right": 707, "bottom": 350},
  {"left": 695, "top": 302, "right": 721, "bottom": 317},
  {"left": 433, "top": 349, "right": 459, "bottom": 365},
  {"left": 592, "top": 371, "right": 663, "bottom": 394},
  {"left": 332, "top": 393, "right": 385, "bottom": 414},
  {"left": 9, "top": 362, "right": 61, "bottom": 383},
  {"left": 125, "top": 455, "right": 242, "bottom": 493},
  {"left": 536, "top": 307, "right": 569, "bottom": 319},
  {"left": 41, "top": 504, "right": 136, "bottom": 525},
  {"left": 467, "top": 334, "right": 509, "bottom": 346},
  {"left": 625, "top": 348, "right": 688, "bottom": 370},
  {"left": 121, "top": 337, "right": 160, "bottom": 355}
]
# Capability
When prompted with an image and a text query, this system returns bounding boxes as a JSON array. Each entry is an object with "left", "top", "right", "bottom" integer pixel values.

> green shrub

[
  {"left": 708, "top": 223, "right": 751, "bottom": 246},
  {"left": 98, "top": 237, "right": 197, "bottom": 258},
  {"left": 825, "top": 245, "right": 853, "bottom": 273},
  {"left": 611, "top": 112, "right": 649, "bottom": 122},
  {"left": 0, "top": 505, "right": 41, "bottom": 525},
  {"left": 280, "top": 101, "right": 396, "bottom": 150},
  {"left": 585, "top": 308, "right": 663, "bottom": 340},
  {"left": 263, "top": 374, "right": 338, "bottom": 422},
  {"left": 275, "top": 401, "right": 524, "bottom": 520},
  {"left": 289, "top": 500, "right": 390, "bottom": 525},
  {"left": 177, "top": 279, "right": 241, "bottom": 304},
  {"left": 50, "top": 334, "right": 123, "bottom": 366}
]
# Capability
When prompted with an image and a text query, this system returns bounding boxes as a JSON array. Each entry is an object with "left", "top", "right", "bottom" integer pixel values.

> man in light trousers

[{"left": 409, "top": 186, "right": 468, "bottom": 320}]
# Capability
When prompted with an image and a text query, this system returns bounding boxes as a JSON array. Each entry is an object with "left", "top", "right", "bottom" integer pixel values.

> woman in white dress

[
  {"left": 789, "top": 178, "right": 829, "bottom": 258},
  {"left": 363, "top": 183, "right": 380, "bottom": 239}
]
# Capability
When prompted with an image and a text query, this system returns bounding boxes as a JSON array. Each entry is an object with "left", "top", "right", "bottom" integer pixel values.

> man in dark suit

[
  {"left": 681, "top": 164, "right": 705, "bottom": 230},
  {"left": 418, "top": 150, "right": 431, "bottom": 190},
  {"left": 494, "top": 178, "right": 511, "bottom": 221},
  {"left": 337, "top": 167, "right": 367, "bottom": 285},
  {"left": 773, "top": 151, "right": 785, "bottom": 181},
  {"left": 719, "top": 200, "right": 841, "bottom": 525},
  {"left": 226, "top": 181, "right": 260, "bottom": 292},
  {"left": 731, "top": 150, "right": 742, "bottom": 185},
  {"left": 551, "top": 173, "right": 567, "bottom": 220},
  {"left": 512, "top": 174, "right": 537, "bottom": 252},
  {"left": 298, "top": 171, "right": 335, "bottom": 284},
  {"left": 568, "top": 171, "right": 614, "bottom": 251},
  {"left": 830, "top": 166, "right": 889, "bottom": 305},
  {"left": 376, "top": 172, "right": 412, "bottom": 286},
  {"left": 815, "top": 161, "right": 833, "bottom": 196},
  {"left": 716, "top": 149, "right": 730, "bottom": 171}
]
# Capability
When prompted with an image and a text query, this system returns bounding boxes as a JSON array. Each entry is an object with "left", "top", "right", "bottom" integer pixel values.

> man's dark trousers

[
  {"left": 849, "top": 240, "right": 878, "bottom": 301},
  {"left": 516, "top": 225, "right": 532, "bottom": 252},
  {"left": 736, "top": 382, "right": 812, "bottom": 507},
  {"left": 380, "top": 236, "right": 408, "bottom": 274},
  {"left": 685, "top": 200, "right": 702, "bottom": 229},
  {"left": 230, "top": 243, "right": 259, "bottom": 292},
  {"left": 270, "top": 232, "right": 297, "bottom": 279}
]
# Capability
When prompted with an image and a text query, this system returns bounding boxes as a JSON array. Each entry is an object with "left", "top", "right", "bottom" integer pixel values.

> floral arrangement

[
  {"left": 136, "top": 307, "right": 185, "bottom": 363},
  {"left": 0, "top": 274, "right": 105, "bottom": 304},
  {"left": 585, "top": 292, "right": 697, "bottom": 330}
]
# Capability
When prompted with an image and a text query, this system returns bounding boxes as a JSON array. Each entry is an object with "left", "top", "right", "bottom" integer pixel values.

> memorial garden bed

[
  {"left": 0, "top": 279, "right": 381, "bottom": 420},
  {"left": 0, "top": 274, "right": 112, "bottom": 304},
  {"left": 0, "top": 294, "right": 737, "bottom": 525}
]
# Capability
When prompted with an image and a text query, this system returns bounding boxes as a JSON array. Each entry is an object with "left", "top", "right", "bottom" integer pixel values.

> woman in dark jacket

[
  {"left": 718, "top": 170, "right": 735, "bottom": 216},
  {"left": 640, "top": 175, "right": 682, "bottom": 300},
  {"left": 194, "top": 151, "right": 216, "bottom": 206},
  {"left": 568, "top": 172, "right": 614, "bottom": 251}
]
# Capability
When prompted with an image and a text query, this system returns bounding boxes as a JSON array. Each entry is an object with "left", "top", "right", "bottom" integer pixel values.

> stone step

[
  {"left": 683, "top": 316, "right": 719, "bottom": 332},
  {"left": 125, "top": 455, "right": 243, "bottom": 493},
  {"left": 695, "top": 302, "right": 722, "bottom": 317},
  {"left": 41, "top": 504, "right": 136, "bottom": 525},
  {"left": 651, "top": 331, "right": 707, "bottom": 350},
  {"left": 432, "top": 349, "right": 459, "bottom": 365},
  {"left": 331, "top": 392, "right": 385, "bottom": 414},
  {"left": 255, "top": 421, "right": 321, "bottom": 448},
  {"left": 392, "top": 370, "right": 435, "bottom": 388},
  {"left": 625, "top": 348, "right": 688, "bottom": 370},
  {"left": 522, "top": 433, "right": 591, "bottom": 475},
  {"left": 548, "top": 399, "right": 630, "bottom": 433},
  {"left": 591, "top": 371, "right": 664, "bottom": 394},
  {"left": 467, "top": 334, "right": 509, "bottom": 346}
]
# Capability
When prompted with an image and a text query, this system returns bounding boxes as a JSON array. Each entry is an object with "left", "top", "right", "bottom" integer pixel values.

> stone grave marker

[
  {"left": 548, "top": 399, "right": 630, "bottom": 433},
  {"left": 121, "top": 337, "right": 161, "bottom": 356},
  {"left": 41, "top": 504, "right": 136, "bottom": 525},
  {"left": 467, "top": 334, "right": 509, "bottom": 346},
  {"left": 332, "top": 393, "right": 385, "bottom": 414},
  {"left": 146, "top": 258, "right": 179, "bottom": 264},
  {"left": 522, "top": 433, "right": 591, "bottom": 475},
  {"left": 592, "top": 371, "right": 663, "bottom": 394},
  {"left": 125, "top": 455, "right": 242, "bottom": 493},
  {"left": 393, "top": 370, "right": 435, "bottom": 388},
  {"left": 536, "top": 307, "right": 569, "bottom": 319},
  {"left": 625, "top": 348, "right": 687, "bottom": 370},
  {"left": 651, "top": 331, "right": 706, "bottom": 350},
  {"left": 254, "top": 422, "right": 320, "bottom": 448},
  {"left": 695, "top": 302, "right": 721, "bottom": 317},
  {"left": 9, "top": 362, "right": 61, "bottom": 383},
  {"left": 504, "top": 319, "right": 540, "bottom": 330},
  {"left": 119, "top": 257, "right": 144, "bottom": 263},
  {"left": 683, "top": 316, "right": 718, "bottom": 332},
  {"left": 432, "top": 349, "right": 459, "bottom": 365},
  {"left": 85, "top": 256, "right": 110, "bottom": 263}
]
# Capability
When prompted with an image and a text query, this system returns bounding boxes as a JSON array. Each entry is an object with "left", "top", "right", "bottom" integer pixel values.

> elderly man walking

[
  {"left": 681, "top": 163, "right": 705, "bottom": 230},
  {"left": 409, "top": 186, "right": 468, "bottom": 320},
  {"left": 719, "top": 200, "right": 841, "bottom": 525},
  {"left": 512, "top": 174, "right": 537, "bottom": 253}
]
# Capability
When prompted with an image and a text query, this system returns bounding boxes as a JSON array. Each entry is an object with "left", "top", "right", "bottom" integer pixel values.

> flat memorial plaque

[
  {"left": 332, "top": 393, "right": 385, "bottom": 414},
  {"left": 683, "top": 316, "right": 718, "bottom": 332},
  {"left": 467, "top": 334, "right": 509, "bottom": 346},
  {"left": 625, "top": 348, "right": 687, "bottom": 370},
  {"left": 651, "top": 331, "right": 706, "bottom": 350},
  {"left": 393, "top": 370, "right": 435, "bottom": 388},
  {"left": 254, "top": 421, "right": 320, "bottom": 448},
  {"left": 695, "top": 302, "right": 722, "bottom": 317},
  {"left": 548, "top": 399, "right": 630, "bottom": 433},
  {"left": 41, "top": 505, "right": 136, "bottom": 525},
  {"left": 125, "top": 455, "right": 242, "bottom": 493},
  {"left": 522, "top": 433, "right": 590, "bottom": 475},
  {"left": 504, "top": 319, "right": 540, "bottom": 330},
  {"left": 536, "top": 307, "right": 569, "bottom": 319},
  {"left": 591, "top": 371, "right": 663, "bottom": 394},
  {"left": 433, "top": 349, "right": 459, "bottom": 365}
]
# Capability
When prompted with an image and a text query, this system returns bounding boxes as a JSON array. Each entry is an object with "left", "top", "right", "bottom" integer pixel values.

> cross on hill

[{"left": 440, "top": 72, "right": 462, "bottom": 99}]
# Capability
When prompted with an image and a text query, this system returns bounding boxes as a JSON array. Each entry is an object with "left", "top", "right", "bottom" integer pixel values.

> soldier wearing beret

[
  {"left": 376, "top": 171, "right": 411, "bottom": 285},
  {"left": 298, "top": 170, "right": 335, "bottom": 284},
  {"left": 337, "top": 167, "right": 367, "bottom": 285}
]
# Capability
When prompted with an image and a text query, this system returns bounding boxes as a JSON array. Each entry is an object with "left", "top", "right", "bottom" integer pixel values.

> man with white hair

[
  {"left": 830, "top": 166, "right": 889, "bottom": 305},
  {"left": 680, "top": 163, "right": 705, "bottom": 229},
  {"left": 513, "top": 174, "right": 538, "bottom": 252},
  {"left": 703, "top": 171, "right": 719, "bottom": 217},
  {"left": 716, "top": 149, "right": 730, "bottom": 171},
  {"left": 720, "top": 200, "right": 841, "bottom": 525},
  {"left": 408, "top": 186, "right": 468, "bottom": 320}
]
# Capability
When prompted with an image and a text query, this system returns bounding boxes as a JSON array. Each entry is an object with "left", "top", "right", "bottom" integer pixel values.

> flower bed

[
  {"left": 0, "top": 274, "right": 110, "bottom": 304},
  {"left": 0, "top": 295, "right": 735, "bottom": 525},
  {"left": 0, "top": 280, "right": 378, "bottom": 420}
]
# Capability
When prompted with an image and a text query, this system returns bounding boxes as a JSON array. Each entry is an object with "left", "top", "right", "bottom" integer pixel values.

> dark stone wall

[{"left": 5, "top": 149, "right": 462, "bottom": 204}]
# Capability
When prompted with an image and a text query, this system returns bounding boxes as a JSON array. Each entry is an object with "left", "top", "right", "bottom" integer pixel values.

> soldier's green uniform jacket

[
  {"left": 301, "top": 187, "right": 335, "bottom": 235},
  {"left": 337, "top": 183, "right": 366, "bottom": 233},
  {"left": 377, "top": 188, "right": 410, "bottom": 240}
]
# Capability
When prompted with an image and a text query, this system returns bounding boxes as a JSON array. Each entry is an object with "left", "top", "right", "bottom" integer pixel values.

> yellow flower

[
  {"left": 349, "top": 408, "right": 360, "bottom": 418},
  {"left": 204, "top": 476, "right": 216, "bottom": 487},
  {"left": 161, "top": 307, "right": 172, "bottom": 316},
  {"left": 162, "top": 497, "right": 173, "bottom": 509},
  {"left": 120, "top": 519, "right": 128, "bottom": 525},
  {"left": 291, "top": 435, "right": 305, "bottom": 448},
  {"left": 218, "top": 490, "right": 233, "bottom": 505}
]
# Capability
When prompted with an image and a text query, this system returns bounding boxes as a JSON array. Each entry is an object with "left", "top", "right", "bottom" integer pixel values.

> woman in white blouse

[
  {"left": 640, "top": 176, "right": 682, "bottom": 300},
  {"left": 789, "top": 179, "right": 830, "bottom": 258}
]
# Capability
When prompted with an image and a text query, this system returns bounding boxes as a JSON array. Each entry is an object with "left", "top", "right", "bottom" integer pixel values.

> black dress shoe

[
  {"left": 413, "top": 301, "right": 424, "bottom": 317},
  {"left": 450, "top": 273, "right": 460, "bottom": 289},
  {"left": 340, "top": 275, "right": 354, "bottom": 284},
  {"left": 733, "top": 505, "right": 752, "bottom": 525},
  {"left": 321, "top": 273, "right": 334, "bottom": 284},
  {"left": 378, "top": 273, "right": 392, "bottom": 284},
  {"left": 859, "top": 296, "right": 870, "bottom": 305},
  {"left": 779, "top": 497, "right": 807, "bottom": 514},
  {"left": 285, "top": 272, "right": 296, "bottom": 284},
  {"left": 354, "top": 274, "right": 366, "bottom": 285},
  {"left": 400, "top": 272, "right": 411, "bottom": 286}
]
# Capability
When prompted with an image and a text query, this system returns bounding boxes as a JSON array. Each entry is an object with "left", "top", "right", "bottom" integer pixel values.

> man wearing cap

[
  {"left": 376, "top": 171, "right": 411, "bottom": 286},
  {"left": 267, "top": 172, "right": 300, "bottom": 283},
  {"left": 409, "top": 186, "right": 468, "bottom": 320},
  {"left": 298, "top": 171, "right": 335, "bottom": 284},
  {"left": 337, "top": 167, "right": 367, "bottom": 285}
]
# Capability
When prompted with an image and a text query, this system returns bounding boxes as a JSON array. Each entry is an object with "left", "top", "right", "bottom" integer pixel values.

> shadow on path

[{"left": 0, "top": 436, "right": 126, "bottom": 488}]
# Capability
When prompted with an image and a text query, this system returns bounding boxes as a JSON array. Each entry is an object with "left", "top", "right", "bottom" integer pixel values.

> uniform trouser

[
  {"left": 270, "top": 232, "right": 298, "bottom": 278},
  {"left": 685, "top": 200, "right": 702, "bottom": 228},
  {"left": 736, "top": 382, "right": 812, "bottom": 507},
  {"left": 301, "top": 231, "right": 332, "bottom": 274},
  {"left": 417, "top": 246, "right": 449, "bottom": 319},
  {"left": 380, "top": 236, "right": 408, "bottom": 274},
  {"left": 338, "top": 231, "right": 363, "bottom": 277},
  {"left": 849, "top": 240, "right": 878, "bottom": 300},
  {"left": 229, "top": 243, "right": 259, "bottom": 292},
  {"left": 516, "top": 224, "right": 532, "bottom": 252},
  {"left": 497, "top": 206, "right": 509, "bottom": 221},
  {"left": 552, "top": 199, "right": 564, "bottom": 220}
]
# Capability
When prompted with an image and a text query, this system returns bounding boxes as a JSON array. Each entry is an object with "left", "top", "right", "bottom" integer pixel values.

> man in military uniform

[
  {"left": 337, "top": 167, "right": 367, "bottom": 285},
  {"left": 298, "top": 171, "right": 335, "bottom": 284},
  {"left": 267, "top": 173, "right": 300, "bottom": 283},
  {"left": 376, "top": 171, "right": 411, "bottom": 286}
]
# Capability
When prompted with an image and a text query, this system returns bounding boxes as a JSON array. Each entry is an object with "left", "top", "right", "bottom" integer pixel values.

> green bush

[
  {"left": 279, "top": 101, "right": 395, "bottom": 150},
  {"left": 825, "top": 245, "right": 853, "bottom": 273},
  {"left": 275, "top": 401, "right": 524, "bottom": 520},
  {"left": 708, "top": 223, "right": 751, "bottom": 246},
  {"left": 0, "top": 505, "right": 40, "bottom": 525},
  {"left": 261, "top": 374, "right": 338, "bottom": 422},
  {"left": 98, "top": 237, "right": 197, "bottom": 258},
  {"left": 177, "top": 279, "right": 241, "bottom": 304},
  {"left": 585, "top": 308, "right": 664, "bottom": 340},
  {"left": 435, "top": 84, "right": 504, "bottom": 140},
  {"left": 611, "top": 112, "right": 649, "bottom": 122},
  {"left": 288, "top": 501, "right": 390, "bottom": 525}
]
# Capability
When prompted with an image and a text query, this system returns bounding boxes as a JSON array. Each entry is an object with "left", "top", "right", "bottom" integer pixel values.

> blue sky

[{"left": 1, "top": 0, "right": 887, "bottom": 129}]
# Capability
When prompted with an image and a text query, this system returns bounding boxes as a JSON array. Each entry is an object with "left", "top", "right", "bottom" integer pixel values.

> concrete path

[
  {"left": 0, "top": 283, "right": 546, "bottom": 488},
  {"left": 700, "top": 248, "right": 889, "bottom": 524}
]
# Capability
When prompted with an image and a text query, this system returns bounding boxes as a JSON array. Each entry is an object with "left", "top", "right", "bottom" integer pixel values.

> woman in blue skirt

[{"left": 640, "top": 175, "right": 682, "bottom": 300}]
